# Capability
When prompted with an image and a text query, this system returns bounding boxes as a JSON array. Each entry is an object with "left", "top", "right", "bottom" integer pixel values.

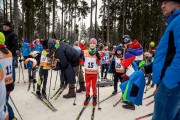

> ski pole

[
  {"left": 73, "top": 65, "right": 80, "bottom": 106},
  {"left": 48, "top": 69, "right": 53, "bottom": 100},
  {"left": 9, "top": 95, "right": 23, "bottom": 120},
  {"left": 19, "top": 56, "right": 25, "bottom": 83},
  {"left": 53, "top": 71, "right": 59, "bottom": 90},
  {"left": 98, "top": 67, "right": 101, "bottom": 110},
  {"left": 17, "top": 64, "right": 21, "bottom": 83}
]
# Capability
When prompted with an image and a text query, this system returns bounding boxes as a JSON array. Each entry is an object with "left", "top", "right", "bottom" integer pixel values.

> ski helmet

[{"left": 121, "top": 35, "right": 132, "bottom": 44}]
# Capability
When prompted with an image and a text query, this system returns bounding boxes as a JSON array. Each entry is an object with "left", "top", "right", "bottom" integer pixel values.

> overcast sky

[{"left": 57, "top": 0, "right": 103, "bottom": 28}]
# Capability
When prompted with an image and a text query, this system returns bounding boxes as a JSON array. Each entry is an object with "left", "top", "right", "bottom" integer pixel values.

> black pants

[
  {"left": 101, "top": 64, "right": 108, "bottom": 78},
  {"left": 37, "top": 67, "right": 49, "bottom": 91},
  {"left": 60, "top": 63, "right": 76, "bottom": 85},
  {"left": 114, "top": 72, "right": 123, "bottom": 91}
]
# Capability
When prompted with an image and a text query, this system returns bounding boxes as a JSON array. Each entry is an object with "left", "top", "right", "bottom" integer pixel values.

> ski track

[{"left": 11, "top": 67, "right": 154, "bottom": 120}]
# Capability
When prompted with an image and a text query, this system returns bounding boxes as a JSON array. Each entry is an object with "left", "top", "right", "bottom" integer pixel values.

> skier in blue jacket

[
  {"left": 144, "top": 0, "right": 180, "bottom": 119},
  {"left": 21, "top": 39, "right": 31, "bottom": 69}
]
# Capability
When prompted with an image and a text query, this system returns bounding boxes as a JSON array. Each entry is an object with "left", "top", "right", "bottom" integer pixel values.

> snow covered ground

[{"left": 10, "top": 67, "right": 155, "bottom": 120}]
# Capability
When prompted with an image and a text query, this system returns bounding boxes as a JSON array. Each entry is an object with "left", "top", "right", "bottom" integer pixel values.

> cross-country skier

[{"left": 80, "top": 38, "right": 101, "bottom": 106}]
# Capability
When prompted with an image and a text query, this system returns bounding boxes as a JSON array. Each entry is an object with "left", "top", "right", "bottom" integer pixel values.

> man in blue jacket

[{"left": 151, "top": 0, "right": 180, "bottom": 119}]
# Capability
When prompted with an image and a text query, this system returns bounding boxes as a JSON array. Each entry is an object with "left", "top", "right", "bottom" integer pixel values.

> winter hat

[
  {"left": 48, "top": 39, "right": 56, "bottom": 50},
  {"left": 0, "top": 32, "right": 5, "bottom": 45},
  {"left": 89, "top": 38, "right": 97, "bottom": 45},
  {"left": 149, "top": 41, "right": 155, "bottom": 47},
  {"left": 121, "top": 35, "right": 132, "bottom": 44},
  {"left": 3, "top": 21, "right": 12, "bottom": 28},
  {"left": 36, "top": 39, "right": 40, "bottom": 45},
  {"left": 81, "top": 40, "right": 85, "bottom": 43},
  {"left": 161, "top": 0, "right": 180, "bottom": 3},
  {"left": 24, "top": 39, "right": 28, "bottom": 43},
  {"left": 115, "top": 45, "right": 124, "bottom": 55},
  {"left": 74, "top": 41, "right": 79, "bottom": 46}
]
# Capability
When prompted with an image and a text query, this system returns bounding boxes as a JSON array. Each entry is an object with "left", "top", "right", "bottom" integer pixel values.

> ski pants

[
  {"left": 60, "top": 63, "right": 76, "bottom": 85},
  {"left": 37, "top": 67, "right": 49, "bottom": 91},
  {"left": 6, "top": 94, "right": 14, "bottom": 120},
  {"left": 85, "top": 73, "right": 97, "bottom": 96},
  {"left": 152, "top": 82, "right": 180, "bottom": 120},
  {"left": 114, "top": 72, "right": 123, "bottom": 91},
  {"left": 12, "top": 57, "right": 16, "bottom": 82},
  {"left": 73, "top": 65, "right": 84, "bottom": 84},
  {"left": 101, "top": 64, "right": 108, "bottom": 78}
]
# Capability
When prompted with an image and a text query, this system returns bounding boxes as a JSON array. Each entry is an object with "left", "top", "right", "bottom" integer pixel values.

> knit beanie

[
  {"left": 0, "top": 32, "right": 5, "bottom": 45},
  {"left": 89, "top": 38, "right": 97, "bottom": 45}
]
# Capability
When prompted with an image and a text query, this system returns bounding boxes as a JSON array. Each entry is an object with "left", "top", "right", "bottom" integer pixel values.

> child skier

[
  {"left": 0, "top": 33, "right": 9, "bottom": 120},
  {"left": 21, "top": 38, "right": 31, "bottom": 69},
  {"left": 0, "top": 32, "right": 15, "bottom": 119},
  {"left": 34, "top": 39, "right": 43, "bottom": 53},
  {"left": 100, "top": 45, "right": 110, "bottom": 80},
  {"left": 80, "top": 38, "right": 101, "bottom": 106},
  {"left": 108, "top": 45, "right": 125, "bottom": 95},
  {"left": 36, "top": 39, "right": 52, "bottom": 98},
  {"left": 20, "top": 51, "right": 41, "bottom": 91}
]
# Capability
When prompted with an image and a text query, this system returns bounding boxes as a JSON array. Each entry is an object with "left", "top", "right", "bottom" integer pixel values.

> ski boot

[
  {"left": 112, "top": 90, "right": 117, "bottom": 95},
  {"left": 63, "top": 84, "right": 76, "bottom": 99},
  {"left": 84, "top": 96, "right": 91, "bottom": 105},
  {"left": 122, "top": 102, "right": 135, "bottom": 110},
  {"left": 36, "top": 90, "right": 41, "bottom": 98},
  {"left": 92, "top": 96, "right": 97, "bottom": 106},
  {"left": 42, "top": 89, "right": 47, "bottom": 99}
]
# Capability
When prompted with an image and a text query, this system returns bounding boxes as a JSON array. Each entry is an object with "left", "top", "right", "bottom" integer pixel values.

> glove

[
  {"left": 96, "top": 52, "right": 101, "bottom": 59},
  {"left": 19, "top": 59, "right": 22, "bottom": 62},
  {"left": 139, "top": 61, "right": 146, "bottom": 69}
]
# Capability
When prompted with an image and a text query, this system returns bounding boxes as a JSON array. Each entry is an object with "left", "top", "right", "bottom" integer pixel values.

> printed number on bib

[
  {"left": 6, "top": 65, "right": 12, "bottom": 75},
  {"left": 88, "top": 62, "right": 94, "bottom": 68},
  {"left": 116, "top": 63, "right": 121, "bottom": 68}
]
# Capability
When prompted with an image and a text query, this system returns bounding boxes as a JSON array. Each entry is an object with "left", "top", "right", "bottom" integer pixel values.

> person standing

[
  {"left": 0, "top": 32, "right": 9, "bottom": 120},
  {"left": 0, "top": 32, "right": 16, "bottom": 120},
  {"left": 2, "top": 21, "right": 18, "bottom": 83},
  {"left": 47, "top": 39, "right": 80, "bottom": 98},
  {"left": 73, "top": 41, "right": 85, "bottom": 93},
  {"left": 144, "top": 1, "right": 180, "bottom": 119}
]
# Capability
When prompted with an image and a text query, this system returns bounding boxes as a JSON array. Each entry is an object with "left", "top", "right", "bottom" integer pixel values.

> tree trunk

[
  {"left": 61, "top": 0, "right": 64, "bottom": 38},
  {"left": 107, "top": 0, "right": 110, "bottom": 44},
  {"left": 10, "top": 0, "right": 13, "bottom": 23},
  {"left": 122, "top": 0, "right": 127, "bottom": 35},
  {"left": 6, "top": 0, "right": 8, "bottom": 20},
  {"left": 3, "top": 0, "right": 6, "bottom": 21},
  {"left": 14, "top": 0, "right": 18, "bottom": 35},
  {"left": 22, "top": 0, "right": 25, "bottom": 38},
  {"left": 95, "top": 0, "right": 97, "bottom": 39},
  {"left": 102, "top": 0, "right": 106, "bottom": 43},
  {"left": 90, "top": 0, "right": 93, "bottom": 38},
  {"left": 52, "top": 0, "right": 56, "bottom": 33}
]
